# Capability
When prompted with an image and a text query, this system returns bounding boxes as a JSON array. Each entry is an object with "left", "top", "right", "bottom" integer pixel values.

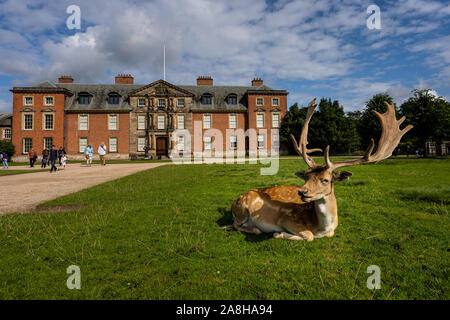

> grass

[
  {"left": 0, "top": 169, "right": 48, "bottom": 176},
  {"left": 0, "top": 158, "right": 448, "bottom": 299}
]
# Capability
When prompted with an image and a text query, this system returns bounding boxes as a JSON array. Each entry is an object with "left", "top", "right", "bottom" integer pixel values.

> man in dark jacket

[
  {"left": 41, "top": 148, "right": 49, "bottom": 168},
  {"left": 49, "top": 145, "right": 58, "bottom": 173}
]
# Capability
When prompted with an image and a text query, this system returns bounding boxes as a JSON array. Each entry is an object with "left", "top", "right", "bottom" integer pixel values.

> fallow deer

[{"left": 231, "top": 98, "right": 413, "bottom": 241}]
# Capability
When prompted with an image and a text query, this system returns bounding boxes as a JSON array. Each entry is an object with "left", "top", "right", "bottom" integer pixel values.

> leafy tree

[
  {"left": 356, "top": 93, "right": 395, "bottom": 150},
  {"left": 399, "top": 89, "right": 450, "bottom": 155},
  {"left": 280, "top": 99, "right": 360, "bottom": 155},
  {"left": 0, "top": 140, "right": 15, "bottom": 160}
]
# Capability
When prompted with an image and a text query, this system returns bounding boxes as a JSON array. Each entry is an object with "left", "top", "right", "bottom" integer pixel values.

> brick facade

[{"left": 10, "top": 75, "right": 288, "bottom": 161}]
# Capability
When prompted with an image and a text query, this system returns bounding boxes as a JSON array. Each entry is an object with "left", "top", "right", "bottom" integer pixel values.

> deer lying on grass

[{"left": 231, "top": 98, "right": 413, "bottom": 241}]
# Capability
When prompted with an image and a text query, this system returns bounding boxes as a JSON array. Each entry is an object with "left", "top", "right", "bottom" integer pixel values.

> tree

[
  {"left": 280, "top": 99, "right": 360, "bottom": 155},
  {"left": 356, "top": 93, "right": 395, "bottom": 150},
  {"left": 0, "top": 140, "right": 15, "bottom": 160},
  {"left": 399, "top": 89, "right": 450, "bottom": 155}
]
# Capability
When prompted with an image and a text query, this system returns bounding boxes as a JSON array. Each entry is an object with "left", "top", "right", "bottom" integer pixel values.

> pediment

[
  {"left": 20, "top": 107, "right": 35, "bottom": 112},
  {"left": 129, "top": 80, "right": 194, "bottom": 97}
]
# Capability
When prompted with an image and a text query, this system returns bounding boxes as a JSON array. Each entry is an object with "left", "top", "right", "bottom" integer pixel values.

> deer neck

[{"left": 313, "top": 185, "right": 338, "bottom": 232}]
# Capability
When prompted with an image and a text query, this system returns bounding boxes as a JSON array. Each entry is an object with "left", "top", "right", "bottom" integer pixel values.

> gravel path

[{"left": 0, "top": 163, "right": 169, "bottom": 215}]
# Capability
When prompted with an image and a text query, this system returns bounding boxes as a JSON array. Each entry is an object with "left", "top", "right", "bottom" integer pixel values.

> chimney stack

[
  {"left": 58, "top": 75, "right": 74, "bottom": 83},
  {"left": 197, "top": 76, "right": 213, "bottom": 86},
  {"left": 115, "top": 74, "right": 134, "bottom": 84},
  {"left": 252, "top": 77, "right": 263, "bottom": 87}
]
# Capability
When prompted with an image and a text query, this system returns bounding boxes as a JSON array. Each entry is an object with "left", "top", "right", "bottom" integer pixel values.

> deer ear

[
  {"left": 333, "top": 171, "right": 353, "bottom": 182},
  {"left": 295, "top": 171, "right": 308, "bottom": 180}
]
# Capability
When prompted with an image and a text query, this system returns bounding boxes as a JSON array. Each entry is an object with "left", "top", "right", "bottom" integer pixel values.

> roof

[
  {"left": 0, "top": 113, "right": 12, "bottom": 126},
  {"left": 12, "top": 80, "right": 288, "bottom": 112}
]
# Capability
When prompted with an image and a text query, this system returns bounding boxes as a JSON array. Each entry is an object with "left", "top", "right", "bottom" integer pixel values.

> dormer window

[
  {"left": 79, "top": 93, "right": 91, "bottom": 105},
  {"left": 227, "top": 94, "right": 237, "bottom": 105},
  {"left": 108, "top": 93, "right": 120, "bottom": 105},
  {"left": 202, "top": 93, "right": 212, "bottom": 105}
]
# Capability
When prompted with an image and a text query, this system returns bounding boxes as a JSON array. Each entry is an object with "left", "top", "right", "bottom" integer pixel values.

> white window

[
  {"left": 256, "top": 97, "right": 263, "bottom": 106},
  {"left": 158, "top": 115, "right": 165, "bottom": 129},
  {"left": 138, "top": 98, "right": 146, "bottom": 107},
  {"left": 177, "top": 99, "right": 185, "bottom": 107},
  {"left": 109, "top": 137, "right": 118, "bottom": 152},
  {"left": 203, "top": 114, "right": 211, "bottom": 129},
  {"left": 272, "top": 98, "right": 279, "bottom": 106},
  {"left": 44, "top": 113, "right": 54, "bottom": 130},
  {"left": 24, "top": 96, "right": 33, "bottom": 106},
  {"left": 204, "top": 136, "right": 212, "bottom": 150},
  {"left": 79, "top": 115, "right": 88, "bottom": 130},
  {"left": 3, "top": 128, "right": 11, "bottom": 139},
  {"left": 177, "top": 115, "right": 185, "bottom": 129},
  {"left": 257, "top": 134, "right": 265, "bottom": 149},
  {"left": 230, "top": 135, "right": 237, "bottom": 150},
  {"left": 23, "top": 138, "right": 32, "bottom": 153},
  {"left": 272, "top": 113, "right": 280, "bottom": 128},
  {"left": 45, "top": 96, "right": 54, "bottom": 106},
  {"left": 256, "top": 114, "right": 264, "bottom": 128},
  {"left": 23, "top": 113, "right": 33, "bottom": 130},
  {"left": 138, "top": 137, "right": 146, "bottom": 152},
  {"left": 109, "top": 114, "right": 118, "bottom": 130},
  {"left": 43, "top": 137, "right": 53, "bottom": 150},
  {"left": 79, "top": 138, "right": 88, "bottom": 153},
  {"left": 158, "top": 99, "right": 166, "bottom": 107},
  {"left": 229, "top": 114, "right": 237, "bottom": 129},
  {"left": 138, "top": 115, "right": 146, "bottom": 130},
  {"left": 272, "top": 134, "right": 280, "bottom": 149},
  {"left": 177, "top": 135, "right": 185, "bottom": 151}
]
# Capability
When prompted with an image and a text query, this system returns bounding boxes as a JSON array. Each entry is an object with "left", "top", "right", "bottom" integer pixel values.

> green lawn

[
  {"left": 0, "top": 169, "right": 47, "bottom": 176},
  {"left": 0, "top": 158, "right": 448, "bottom": 299}
]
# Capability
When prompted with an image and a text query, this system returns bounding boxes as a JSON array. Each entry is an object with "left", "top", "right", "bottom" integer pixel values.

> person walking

[
  {"left": 84, "top": 144, "right": 94, "bottom": 166},
  {"left": 1, "top": 150, "right": 8, "bottom": 169},
  {"left": 41, "top": 148, "right": 49, "bottom": 168},
  {"left": 60, "top": 154, "right": 67, "bottom": 170},
  {"left": 98, "top": 142, "right": 107, "bottom": 166},
  {"left": 28, "top": 149, "right": 36, "bottom": 167},
  {"left": 58, "top": 146, "right": 66, "bottom": 165},
  {"left": 49, "top": 145, "right": 58, "bottom": 173}
]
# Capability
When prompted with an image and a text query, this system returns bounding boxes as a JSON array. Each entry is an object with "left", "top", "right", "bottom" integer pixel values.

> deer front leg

[{"left": 274, "top": 219, "right": 314, "bottom": 241}]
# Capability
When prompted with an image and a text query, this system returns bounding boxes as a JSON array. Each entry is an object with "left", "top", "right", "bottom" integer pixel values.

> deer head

[{"left": 291, "top": 98, "right": 413, "bottom": 202}]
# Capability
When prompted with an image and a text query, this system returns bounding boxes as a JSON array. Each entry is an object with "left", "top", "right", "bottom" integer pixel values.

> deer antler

[
  {"left": 324, "top": 101, "right": 413, "bottom": 170},
  {"left": 290, "top": 98, "right": 322, "bottom": 168}
]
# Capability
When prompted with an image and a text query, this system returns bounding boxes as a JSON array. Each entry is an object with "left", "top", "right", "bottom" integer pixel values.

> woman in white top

[{"left": 98, "top": 142, "right": 107, "bottom": 166}]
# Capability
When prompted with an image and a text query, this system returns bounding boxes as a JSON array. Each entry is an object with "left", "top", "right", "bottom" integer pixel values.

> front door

[{"left": 156, "top": 137, "right": 168, "bottom": 156}]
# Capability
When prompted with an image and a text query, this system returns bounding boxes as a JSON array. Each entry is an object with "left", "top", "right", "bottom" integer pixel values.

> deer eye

[{"left": 322, "top": 179, "right": 329, "bottom": 184}]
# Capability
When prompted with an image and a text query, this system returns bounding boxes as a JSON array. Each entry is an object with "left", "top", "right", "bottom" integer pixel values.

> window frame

[
  {"left": 203, "top": 114, "right": 211, "bottom": 129},
  {"left": 138, "top": 98, "right": 146, "bottom": 107},
  {"left": 108, "top": 94, "right": 120, "bottom": 105},
  {"left": 157, "top": 115, "right": 165, "bottom": 130},
  {"left": 44, "top": 96, "right": 54, "bottom": 106},
  {"left": 108, "top": 114, "right": 119, "bottom": 130},
  {"left": 204, "top": 135, "right": 212, "bottom": 151},
  {"left": 24, "top": 96, "right": 33, "bottom": 106},
  {"left": 137, "top": 115, "right": 146, "bottom": 130},
  {"left": 227, "top": 94, "right": 237, "bottom": 105},
  {"left": 257, "top": 134, "right": 265, "bottom": 149},
  {"left": 177, "top": 99, "right": 185, "bottom": 107},
  {"left": 256, "top": 113, "right": 265, "bottom": 128},
  {"left": 158, "top": 99, "right": 166, "bottom": 107},
  {"left": 79, "top": 94, "right": 91, "bottom": 105},
  {"left": 202, "top": 94, "right": 212, "bottom": 105},
  {"left": 43, "top": 137, "right": 53, "bottom": 150},
  {"left": 177, "top": 115, "right": 185, "bottom": 130},
  {"left": 23, "top": 113, "right": 34, "bottom": 130},
  {"left": 79, "top": 137, "right": 88, "bottom": 153},
  {"left": 177, "top": 135, "right": 185, "bottom": 151},
  {"left": 23, "top": 137, "right": 33, "bottom": 154},
  {"left": 272, "top": 113, "right": 280, "bottom": 128},
  {"left": 43, "top": 112, "right": 55, "bottom": 130},
  {"left": 109, "top": 137, "right": 118, "bottom": 153},
  {"left": 137, "top": 137, "right": 146, "bottom": 152},
  {"left": 230, "top": 135, "right": 238, "bottom": 150},
  {"left": 272, "top": 98, "right": 279, "bottom": 106},
  {"left": 229, "top": 114, "right": 237, "bottom": 129},
  {"left": 272, "top": 133, "right": 280, "bottom": 149},
  {"left": 3, "top": 128, "right": 11, "bottom": 139},
  {"left": 256, "top": 97, "right": 263, "bottom": 106},
  {"left": 78, "top": 114, "right": 89, "bottom": 131}
]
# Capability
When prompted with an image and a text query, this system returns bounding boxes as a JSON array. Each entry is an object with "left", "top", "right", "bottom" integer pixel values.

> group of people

[
  {"left": 28, "top": 146, "right": 67, "bottom": 172},
  {"left": 0, "top": 150, "right": 8, "bottom": 169},
  {"left": 85, "top": 142, "right": 108, "bottom": 166}
]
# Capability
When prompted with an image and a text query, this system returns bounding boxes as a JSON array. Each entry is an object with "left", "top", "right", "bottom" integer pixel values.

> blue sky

[{"left": 0, "top": 0, "right": 449, "bottom": 113}]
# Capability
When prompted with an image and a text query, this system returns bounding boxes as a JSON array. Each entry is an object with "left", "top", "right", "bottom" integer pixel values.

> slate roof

[
  {"left": 0, "top": 113, "right": 12, "bottom": 126},
  {"left": 13, "top": 80, "right": 287, "bottom": 113}
]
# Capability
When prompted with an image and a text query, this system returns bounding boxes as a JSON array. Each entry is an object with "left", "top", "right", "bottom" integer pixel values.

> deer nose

[{"left": 298, "top": 189, "right": 309, "bottom": 196}]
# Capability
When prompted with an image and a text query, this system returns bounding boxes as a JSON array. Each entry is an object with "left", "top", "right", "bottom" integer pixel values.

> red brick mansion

[{"left": 10, "top": 75, "right": 288, "bottom": 161}]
